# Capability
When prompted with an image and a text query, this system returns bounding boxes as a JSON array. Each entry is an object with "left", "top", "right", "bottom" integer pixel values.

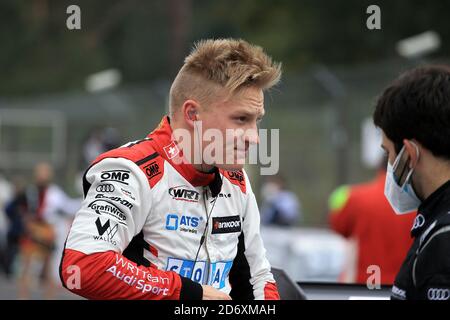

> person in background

[
  {"left": 328, "top": 156, "right": 414, "bottom": 284},
  {"left": 373, "top": 65, "right": 450, "bottom": 300},
  {"left": 17, "top": 162, "right": 81, "bottom": 299},
  {"left": 260, "top": 174, "right": 302, "bottom": 226}
]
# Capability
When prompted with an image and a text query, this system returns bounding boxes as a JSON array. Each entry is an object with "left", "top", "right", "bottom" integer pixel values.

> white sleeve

[{"left": 65, "top": 157, "right": 152, "bottom": 254}]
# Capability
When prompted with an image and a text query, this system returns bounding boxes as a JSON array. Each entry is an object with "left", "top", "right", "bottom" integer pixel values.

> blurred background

[{"left": 0, "top": 0, "right": 449, "bottom": 299}]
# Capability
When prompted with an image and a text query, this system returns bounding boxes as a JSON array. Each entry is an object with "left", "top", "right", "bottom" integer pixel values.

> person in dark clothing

[
  {"left": 3, "top": 179, "right": 27, "bottom": 278},
  {"left": 373, "top": 65, "right": 450, "bottom": 300}
]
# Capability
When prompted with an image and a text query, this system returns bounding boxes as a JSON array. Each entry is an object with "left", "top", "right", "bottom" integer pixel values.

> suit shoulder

[
  {"left": 92, "top": 139, "right": 164, "bottom": 188},
  {"left": 220, "top": 169, "right": 247, "bottom": 194}
]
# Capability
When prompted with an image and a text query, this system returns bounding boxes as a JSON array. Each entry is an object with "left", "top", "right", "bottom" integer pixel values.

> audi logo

[
  {"left": 412, "top": 214, "right": 425, "bottom": 230},
  {"left": 427, "top": 288, "right": 450, "bottom": 300},
  {"left": 96, "top": 184, "right": 115, "bottom": 192}
]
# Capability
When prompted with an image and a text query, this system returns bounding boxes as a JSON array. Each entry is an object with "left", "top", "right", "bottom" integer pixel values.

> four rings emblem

[
  {"left": 427, "top": 288, "right": 450, "bottom": 300},
  {"left": 412, "top": 214, "right": 425, "bottom": 230},
  {"left": 96, "top": 184, "right": 115, "bottom": 193}
]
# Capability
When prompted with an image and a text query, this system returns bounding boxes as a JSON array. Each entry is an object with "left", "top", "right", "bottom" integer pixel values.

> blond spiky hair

[{"left": 169, "top": 38, "right": 282, "bottom": 115}]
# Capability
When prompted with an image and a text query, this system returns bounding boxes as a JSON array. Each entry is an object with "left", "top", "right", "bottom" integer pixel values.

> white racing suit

[{"left": 60, "top": 116, "right": 279, "bottom": 300}]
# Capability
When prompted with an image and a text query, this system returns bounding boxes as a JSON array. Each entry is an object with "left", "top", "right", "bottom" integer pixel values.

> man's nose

[{"left": 244, "top": 127, "right": 260, "bottom": 145}]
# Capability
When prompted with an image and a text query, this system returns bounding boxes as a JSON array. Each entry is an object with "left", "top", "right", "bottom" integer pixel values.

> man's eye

[{"left": 235, "top": 116, "right": 247, "bottom": 123}]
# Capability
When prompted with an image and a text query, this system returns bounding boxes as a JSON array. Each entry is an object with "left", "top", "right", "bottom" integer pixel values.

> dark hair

[{"left": 373, "top": 65, "right": 450, "bottom": 159}]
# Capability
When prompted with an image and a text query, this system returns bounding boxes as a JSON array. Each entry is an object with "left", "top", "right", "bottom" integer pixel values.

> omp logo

[
  {"left": 88, "top": 200, "right": 127, "bottom": 225},
  {"left": 168, "top": 185, "right": 200, "bottom": 202},
  {"left": 212, "top": 215, "right": 241, "bottom": 234},
  {"left": 165, "top": 214, "right": 200, "bottom": 233},
  {"left": 143, "top": 161, "right": 161, "bottom": 179},
  {"left": 427, "top": 288, "right": 450, "bottom": 300},
  {"left": 100, "top": 170, "right": 130, "bottom": 185},
  {"left": 96, "top": 184, "right": 115, "bottom": 192},
  {"left": 228, "top": 171, "right": 244, "bottom": 185}
]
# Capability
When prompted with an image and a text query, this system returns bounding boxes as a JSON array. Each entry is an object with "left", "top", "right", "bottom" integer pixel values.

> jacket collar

[
  {"left": 148, "top": 116, "right": 219, "bottom": 188},
  {"left": 411, "top": 179, "right": 450, "bottom": 237}
]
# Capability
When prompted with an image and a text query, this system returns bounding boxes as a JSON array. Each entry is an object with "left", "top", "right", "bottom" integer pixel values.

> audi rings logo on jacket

[
  {"left": 96, "top": 184, "right": 115, "bottom": 193},
  {"left": 427, "top": 288, "right": 450, "bottom": 300},
  {"left": 412, "top": 214, "right": 425, "bottom": 231}
]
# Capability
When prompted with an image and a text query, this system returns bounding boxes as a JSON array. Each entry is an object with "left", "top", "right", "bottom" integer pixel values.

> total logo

[
  {"left": 167, "top": 258, "right": 232, "bottom": 289},
  {"left": 165, "top": 214, "right": 202, "bottom": 234}
]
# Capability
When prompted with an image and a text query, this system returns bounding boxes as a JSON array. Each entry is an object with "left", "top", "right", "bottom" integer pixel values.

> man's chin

[{"left": 215, "top": 162, "right": 245, "bottom": 172}]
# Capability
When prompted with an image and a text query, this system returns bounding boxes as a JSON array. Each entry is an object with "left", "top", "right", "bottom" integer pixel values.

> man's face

[
  {"left": 34, "top": 162, "right": 53, "bottom": 187},
  {"left": 380, "top": 131, "right": 422, "bottom": 192},
  {"left": 199, "top": 86, "right": 264, "bottom": 171}
]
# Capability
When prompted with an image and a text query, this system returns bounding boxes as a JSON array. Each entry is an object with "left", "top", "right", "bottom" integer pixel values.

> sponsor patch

[
  {"left": 88, "top": 199, "right": 127, "bottom": 225},
  {"left": 212, "top": 215, "right": 241, "bottom": 234},
  {"left": 168, "top": 185, "right": 200, "bottom": 202},
  {"left": 165, "top": 214, "right": 201, "bottom": 234},
  {"left": 121, "top": 188, "right": 136, "bottom": 200},
  {"left": 166, "top": 257, "right": 232, "bottom": 289},
  {"left": 100, "top": 170, "right": 130, "bottom": 185},
  {"left": 96, "top": 184, "right": 115, "bottom": 192},
  {"left": 427, "top": 288, "right": 450, "bottom": 300},
  {"left": 227, "top": 171, "right": 245, "bottom": 185},
  {"left": 143, "top": 161, "right": 161, "bottom": 179},
  {"left": 93, "top": 217, "right": 118, "bottom": 245},
  {"left": 95, "top": 193, "right": 133, "bottom": 209}
]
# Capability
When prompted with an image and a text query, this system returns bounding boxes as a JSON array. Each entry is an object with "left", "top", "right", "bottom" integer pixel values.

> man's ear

[
  {"left": 403, "top": 139, "right": 420, "bottom": 169},
  {"left": 181, "top": 100, "right": 200, "bottom": 126}
]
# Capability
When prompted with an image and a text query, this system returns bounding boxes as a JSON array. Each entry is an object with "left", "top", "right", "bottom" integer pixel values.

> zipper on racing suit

[{"left": 202, "top": 187, "right": 212, "bottom": 285}]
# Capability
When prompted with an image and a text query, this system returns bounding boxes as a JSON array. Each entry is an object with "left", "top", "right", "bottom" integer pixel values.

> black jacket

[{"left": 392, "top": 180, "right": 450, "bottom": 300}]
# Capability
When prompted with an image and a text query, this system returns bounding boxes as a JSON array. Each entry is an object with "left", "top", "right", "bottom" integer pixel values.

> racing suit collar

[
  {"left": 148, "top": 116, "right": 219, "bottom": 188},
  {"left": 411, "top": 179, "right": 450, "bottom": 237}
]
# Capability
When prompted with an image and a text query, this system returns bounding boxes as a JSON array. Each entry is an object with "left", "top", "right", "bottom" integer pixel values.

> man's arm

[
  {"left": 60, "top": 157, "right": 203, "bottom": 300},
  {"left": 229, "top": 171, "right": 280, "bottom": 300}
]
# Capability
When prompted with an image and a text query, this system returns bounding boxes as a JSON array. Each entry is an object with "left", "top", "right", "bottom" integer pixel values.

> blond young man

[{"left": 60, "top": 39, "right": 282, "bottom": 300}]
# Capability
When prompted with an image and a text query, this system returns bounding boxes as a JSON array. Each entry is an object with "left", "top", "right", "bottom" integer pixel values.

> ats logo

[{"left": 165, "top": 214, "right": 202, "bottom": 234}]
